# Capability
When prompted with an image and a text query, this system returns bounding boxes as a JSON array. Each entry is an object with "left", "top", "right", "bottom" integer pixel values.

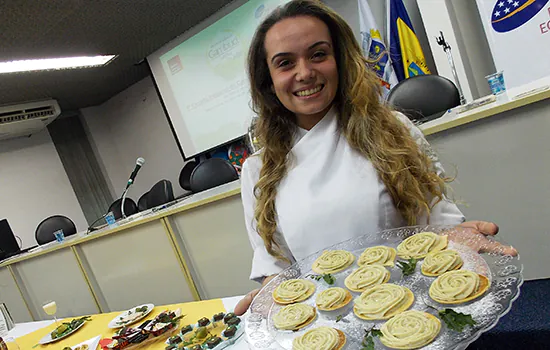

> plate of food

[
  {"left": 62, "top": 335, "right": 101, "bottom": 350},
  {"left": 39, "top": 316, "right": 91, "bottom": 344},
  {"left": 108, "top": 304, "right": 155, "bottom": 329},
  {"left": 245, "top": 225, "right": 522, "bottom": 350},
  {"left": 165, "top": 312, "right": 244, "bottom": 349},
  {"left": 100, "top": 308, "right": 183, "bottom": 349}
]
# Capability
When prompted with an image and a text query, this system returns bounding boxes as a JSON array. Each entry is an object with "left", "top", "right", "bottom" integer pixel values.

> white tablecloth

[{"left": 7, "top": 296, "right": 249, "bottom": 349}]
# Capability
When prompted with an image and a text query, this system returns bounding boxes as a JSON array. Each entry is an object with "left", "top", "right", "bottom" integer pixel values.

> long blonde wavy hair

[{"left": 247, "top": 0, "right": 448, "bottom": 260}]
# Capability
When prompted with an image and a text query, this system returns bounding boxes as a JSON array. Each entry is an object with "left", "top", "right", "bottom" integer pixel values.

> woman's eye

[
  {"left": 278, "top": 60, "right": 290, "bottom": 68},
  {"left": 312, "top": 51, "right": 326, "bottom": 59}
]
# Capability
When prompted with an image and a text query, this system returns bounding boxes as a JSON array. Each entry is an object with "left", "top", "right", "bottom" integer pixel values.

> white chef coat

[{"left": 241, "top": 108, "right": 464, "bottom": 282}]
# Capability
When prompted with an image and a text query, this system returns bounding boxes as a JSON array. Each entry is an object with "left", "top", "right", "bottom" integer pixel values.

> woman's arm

[{"left": 241, "top": 157, "right": 291, "bottom": 281}]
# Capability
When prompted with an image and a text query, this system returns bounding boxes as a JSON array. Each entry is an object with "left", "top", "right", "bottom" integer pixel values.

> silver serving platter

[{"left": 245, "top": 225, "right": 523, "bottom": 350}]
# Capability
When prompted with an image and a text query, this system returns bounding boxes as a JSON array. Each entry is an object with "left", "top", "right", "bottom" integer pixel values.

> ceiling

[{"left": 0, "top": 0, "right": 233, "bottom": 112}]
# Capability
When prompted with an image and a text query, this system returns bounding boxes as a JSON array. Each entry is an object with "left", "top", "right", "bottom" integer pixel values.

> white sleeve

[
  {"left": 395, "top": 112, "right": 465, "bottom": 225},
  {"left": 241, "top": 156, "right": 291, "bottom": 283}
]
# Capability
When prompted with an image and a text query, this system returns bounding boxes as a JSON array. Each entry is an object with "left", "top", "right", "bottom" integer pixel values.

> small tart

[
  {"left": 315, "top": 287, "right": 353, "bottom": 311},
  {"left": 344, "top": 264, "right": 390, "bottom": 292},
  {"left": 292, "top": 326, "right": 346, "bottom": 350},
  {"left": 421, "top": 249, "right": 463, "bottom": 276},
  {"left": 353, "top": 284, "right": 414, "bottom": 320},
  {"left": 429, "top": 270, "right": 490, "bottom": 304},
  {"left": 273, "top": 279, "right": 316, "bottom": 305},
  {"left": 312, "top": 250, "right": 355, "bottom": 274},
  {"left": 273, "top": 303, "right": 316, "bottom": 331},
  {"left": 380, "top": 310, "right": 441, "bottom": 349},
  {"left": 358, "top": 246, "right": 397, "bottom": 267},
  {"left": 397, "top": 232, "right": 448, "bottom": 259}
]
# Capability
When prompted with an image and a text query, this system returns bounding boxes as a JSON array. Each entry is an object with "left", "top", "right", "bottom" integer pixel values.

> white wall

[
  {"left": 0, "top": 131, "right": 87, "bottom": 248},
  {"left": 81, "top": 77, "right": 186, "bottom": 202},
  {"left": 324, "top": 0, "right": 438, "bottom": 74}
]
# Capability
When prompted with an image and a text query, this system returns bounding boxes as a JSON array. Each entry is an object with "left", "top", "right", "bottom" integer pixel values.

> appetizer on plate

[
  {"left": 358, "top": 246, "right": 397, "bottom": 267},
  {"left": 429, "top": 270, "right": 490, "bottom": 304},
  {"left": 344, "top": 264, "right": 390, "bottom": 292},
  {"left": 315, "top": 287, "right": 352, "bottom": 311},
  {"left": 273, "top": 304, "right": 316, "bottom": 331},
  {"left": 292, "top": 326, "right": 346, "bottom": 350},
  {"left": 380, "top": 310, "right": 441, "bottom": 349},
  {"left": 312, "top": 250, "right": 355, "bottom": 274},
  {"left": 353, "top": 284, "right": 414, "bottom": 320},
  {"left": 272, "top": 279, "right": 316, "bottom": 305},
  {"left": 421, "top": 249, "right": 463, "bottom": 276},
  {"left": 397, "top": 232, "right": 448, "bottom": 259}
]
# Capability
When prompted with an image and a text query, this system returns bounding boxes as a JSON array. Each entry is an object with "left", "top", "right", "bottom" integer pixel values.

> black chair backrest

[
  {"left": 147, "top": 180, "right": 175, "bottom": 208},
  {"left": 179, "top": 161, "right": 198, "bottom": 191},
  {"left": 108, "top": 198, "right": 138, "bottom": 220},
  {"left": 386, "top": 75, "right": 460, "bottom": 122},
  {"left": 35, "top": 215, "right": 77, "bottom": 245},
  {"left": 138, "top": 192, "right": 149, "bottom": 212},
  {"left": 190, "top": 158, "right": 239, "bottom": 193}
]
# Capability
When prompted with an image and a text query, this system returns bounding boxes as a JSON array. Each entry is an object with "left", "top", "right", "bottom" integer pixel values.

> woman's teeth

[{"left": 296, "top": 85, "right": 323, "bottom": 97}]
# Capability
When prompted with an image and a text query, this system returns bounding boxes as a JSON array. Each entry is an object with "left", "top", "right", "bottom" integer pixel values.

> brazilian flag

[{"left": 387, "top": 0, "right": 431, "bottom": 81}]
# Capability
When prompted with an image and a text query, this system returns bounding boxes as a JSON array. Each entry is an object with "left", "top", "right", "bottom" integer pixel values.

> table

[
  {"left": 7, "top": 296, "right": 248, "bottom": 350},
  {"left": 7, "top": 279, "right": 550, "bottom": 349}
]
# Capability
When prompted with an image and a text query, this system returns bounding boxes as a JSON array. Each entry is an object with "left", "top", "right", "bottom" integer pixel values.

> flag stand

[{"left": 436, "top": 31, "right": 467, "bottom": 105}]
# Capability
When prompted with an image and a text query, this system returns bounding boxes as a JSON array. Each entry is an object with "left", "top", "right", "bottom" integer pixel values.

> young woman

[{"left": 235, "top": 0, "right": 514, "bottom": 315}]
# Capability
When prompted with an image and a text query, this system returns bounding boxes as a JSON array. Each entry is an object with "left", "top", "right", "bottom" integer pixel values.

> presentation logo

[
  {"left": 491, "top": 0, "right": 550, "bottom": 32},
  {"left": 167, "top": 55, "right": 183, "bottom": 75},
  {"left": 255, "top": 4, "right": 265, "bottom": 18},
  {"left": 207, "top": 30, "right": 243, "bottom": 80}
]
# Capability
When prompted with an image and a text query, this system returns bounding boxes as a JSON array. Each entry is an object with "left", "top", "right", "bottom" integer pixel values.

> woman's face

[{"left": 264, "top": 16, "right": 338, "bottom": 129}]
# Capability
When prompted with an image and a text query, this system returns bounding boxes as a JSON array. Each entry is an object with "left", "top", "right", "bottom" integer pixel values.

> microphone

[{"left": 126, "top": 157, "right": 145, "bottom": 189}]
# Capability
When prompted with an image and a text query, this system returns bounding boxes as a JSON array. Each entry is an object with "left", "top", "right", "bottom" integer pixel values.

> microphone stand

[
  {"left": 120, "top": 183, "right": 131, "bottom": 219},
  {"left": 436, "top": 31, "right": 467, "bottom": 105}
]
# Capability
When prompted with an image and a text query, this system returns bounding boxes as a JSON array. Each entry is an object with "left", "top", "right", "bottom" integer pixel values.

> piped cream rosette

[
  {"left": 397, "top": 232, "right": 448, "bottom": 259},
  {"left": 273, "top": 303, "right": 316, "bottom": 331},
  {"left": 272, "top": 279, "right": 316, "bottom": 305},
  {"left": 353, "top": 283, "right": 414, "bottom": 320},
  {"left": 312, "top": 250, "right": 355, "bottom": 274},
  {"left": 358, "top": 246, "right": 397, "bottom": 267},
  {"left": 315, "top": 287, "right": 353, "bottom": 311},
  {"left": 292, "top": 326, "right": 346, "bottom": 350},
  {"left": 380, "top": 310, "right": 441, "bottom": 349},
  {"left": 344, "top": 264, "right": 390, "bottom": 292},
  {"left": 421, "top": 249, "right": 463, "bottom": 276},
  {"left": 429, "top": 270, "right": 490, "bottom": 304}
]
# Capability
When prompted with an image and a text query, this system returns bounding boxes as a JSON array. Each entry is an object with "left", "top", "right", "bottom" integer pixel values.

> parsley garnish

[
  {"left": 438, "top": 309, "right": 476, "bottom": 332},
  {"left": 361, "top": 326, "right": 382, "bottom": 350},
  {"left": 306, "top": 273, "right": 335, "bottom": 285},
  {"left": 396, "top": 258, "right": 417, "bottom": 276}
]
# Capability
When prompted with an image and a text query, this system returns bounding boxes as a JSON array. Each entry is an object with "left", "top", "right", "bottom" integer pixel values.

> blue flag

[{"left": 387, "top": 0, "right": 431, "bottom": 81}]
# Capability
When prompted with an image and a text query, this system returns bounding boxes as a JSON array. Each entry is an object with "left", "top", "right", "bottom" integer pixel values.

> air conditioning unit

[{"left": 0, "top": 99, "right": 61, "bottom": 141}]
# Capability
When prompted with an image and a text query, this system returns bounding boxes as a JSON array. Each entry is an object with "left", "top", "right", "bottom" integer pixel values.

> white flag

[{"left": 358, "top": 0, "right": 398, "bottom": 92}]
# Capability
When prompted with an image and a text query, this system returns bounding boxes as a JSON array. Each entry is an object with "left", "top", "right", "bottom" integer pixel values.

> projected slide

[{"left": 149, "top": 0, "right": 290, "bottom": 158}]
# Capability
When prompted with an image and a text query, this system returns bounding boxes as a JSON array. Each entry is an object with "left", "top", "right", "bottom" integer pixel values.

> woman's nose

[{"left": 295, "top": 59, "right": 315, "bottom": 82}]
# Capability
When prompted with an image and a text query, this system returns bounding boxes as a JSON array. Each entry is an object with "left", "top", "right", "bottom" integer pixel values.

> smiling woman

[{"left": 235, "top": 0, "right": 508, "bottom": 316}]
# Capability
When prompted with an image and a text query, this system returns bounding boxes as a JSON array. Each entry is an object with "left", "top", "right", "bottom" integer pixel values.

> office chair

[
  {"left": 147, "top": 180, "right": 175, "bottom": 208},
  {"left": 35, "top": 215, "right": 77, "bottom": 245},
  {"left": 108, "top": 198, "right": 138, "bottom": 220},
  {"left": 189, "top": 158, "right": 239, "bottom": 193},
  {"left": 179, "top": 161, "right": 198, "bottom": 191},
  {"left": 137, "top": 192, "right": 149, "bottom": 212},
  {"left": 386, "top": 75, "right": 461, "bottom": 123}
]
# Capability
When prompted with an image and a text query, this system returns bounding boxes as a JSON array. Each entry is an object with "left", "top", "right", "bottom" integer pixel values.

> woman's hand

[
  {"left": 234, "top": 275, "right": 276, "bottom": 316},
  {"left": 234, "top": 289, "right": 261, "bottom": 316},
  {"left": 451, "top": 220, "right": 517, "bottom": 256}
]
